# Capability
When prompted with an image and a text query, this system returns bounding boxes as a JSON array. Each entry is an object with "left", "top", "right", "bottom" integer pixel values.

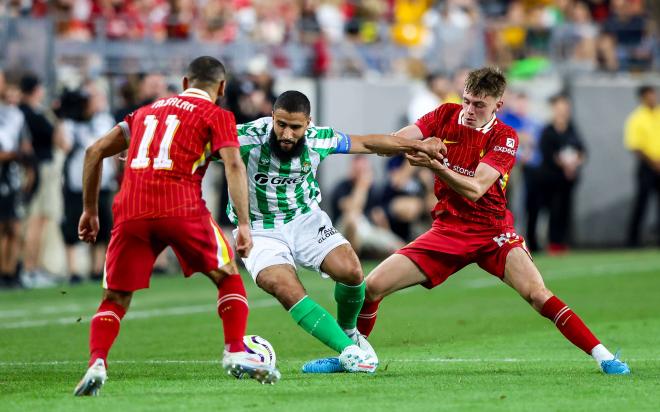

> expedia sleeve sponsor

[{"left": 492, "top": 145, "right": 516, "bottom": 156}]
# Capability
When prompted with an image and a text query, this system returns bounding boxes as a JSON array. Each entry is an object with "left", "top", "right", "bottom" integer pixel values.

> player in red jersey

[
  {"left": 73, "top": 57, "right": 280, "bottom": 396},
  {"left": 357, "top": 67, "right": 630, "bottom": 375}
]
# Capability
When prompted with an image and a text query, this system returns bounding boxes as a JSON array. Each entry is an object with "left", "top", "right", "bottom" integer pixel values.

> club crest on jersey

[
  {"left": 301, "top": 161, "right": 312, "bottom": 174},
  {"left": 492, "top": 232, "right": 521, "bottom": 247},
  {"left": 258, "top": 157, "right": 270, "bottom": 166}
]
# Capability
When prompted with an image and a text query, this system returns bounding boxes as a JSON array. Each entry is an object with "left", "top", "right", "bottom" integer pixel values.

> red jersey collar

[
  {"left": 457, "top": 109, "right": 498, "bottom": 134},
  {"left": 180, "top": 88, "right": 213, "bottom": 102}
]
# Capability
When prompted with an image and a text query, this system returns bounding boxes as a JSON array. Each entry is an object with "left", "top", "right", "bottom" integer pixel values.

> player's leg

[
  {"left": 203, "top": 261, "right": 249, "bottom": 354},
  {"left": 256, "top": 264, "right": 354, "bottom": 352},
  {"left": 203, "top": 261, "right": 280, "bottom": 384},
  {"left": 501, "top": 247, "right": 630, "bottom": 374},
  {"left": 168, "top": 216, "right": 280, "bottom": 383},
  {"left": 75, "top": 220, "right": 163, "bottom": 396},
  {"left": 320, "top": 244, "right": 365, "bottom": 335},
  {"left": 257, "top": 264, "right": 376, "bottom": 373},
  {"left": 357, "top": 254, "right": 428, "bottom": 337}
]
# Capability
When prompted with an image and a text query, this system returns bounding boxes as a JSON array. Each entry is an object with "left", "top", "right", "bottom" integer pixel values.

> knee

[
  {"left": 256, "top": 272, "right": 305, "bottom": 309},
  {"left": 528, "top": 287, "right": 553, "bottom": 310},
  {"left": 337, "top": 261, "right": 363, "bottom": 286},
  {"left": 103, "top": 289, "right": 133, "bottom": 310},
  {"left": 210, "top": 261, "right": 239, "bottom": 285},
  {"left": 364, "top": 274, "right": 384, "bottom": 302}
]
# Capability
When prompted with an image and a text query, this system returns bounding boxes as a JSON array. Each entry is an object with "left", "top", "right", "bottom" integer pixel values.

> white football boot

[
  {"left": 347, "top": 330, "right": 378, "bottom": 365},
  {"left": 73, "top": 358, "right": 107, "bottom": 396},
  {"left": 338, "top": 345, "right": 378, "bottom": 373},
  {"left": 222, "top": 351, "right": 281, "bottom": 384}
]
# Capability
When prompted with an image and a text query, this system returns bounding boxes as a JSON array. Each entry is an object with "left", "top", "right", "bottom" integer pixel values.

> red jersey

[
  {"left": 415, "top": 103, "right": 518, "bottom": 228},
  {"left": 113, "top": 88, "right": 238, "bottom": 225}
]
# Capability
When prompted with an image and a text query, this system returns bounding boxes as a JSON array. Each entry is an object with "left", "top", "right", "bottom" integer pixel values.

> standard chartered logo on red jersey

[{"left": 442, "top": 158, "right": 476, "bottom": 177}]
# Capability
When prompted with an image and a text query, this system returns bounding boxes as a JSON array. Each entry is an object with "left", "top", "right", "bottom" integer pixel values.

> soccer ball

[{"left": 243, "top": 335, "right": 276, "bottom": 367}]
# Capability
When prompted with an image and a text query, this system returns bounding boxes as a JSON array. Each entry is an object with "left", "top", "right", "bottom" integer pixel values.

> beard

[{"left": 269, "top": 129, "right": 306, "bottom": 162}]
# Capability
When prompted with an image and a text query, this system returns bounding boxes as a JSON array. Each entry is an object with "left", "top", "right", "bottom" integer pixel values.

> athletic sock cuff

[
  {"left": 97, "top": 300, "right": 127, "bottom": 319},
  {"left": 334, "top": 281, "right": 365, "bottom": 301},
  {"left": 289, "top": 295, "right": 316, "bottom": 322},
  {"left": 540, "top": 295, "right": 564, "bottom": 320}
]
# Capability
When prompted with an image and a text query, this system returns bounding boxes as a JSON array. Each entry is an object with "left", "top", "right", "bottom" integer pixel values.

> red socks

[
  {"left": 217, "top": 274, "right": 249, "bottom": 353},
  {"left": 357, "top": 299, "right": 382, "bottom": 337},
  {"left": 89, "top": 300, "right": 127, "bottom": 367},
  {"left": 541, "top": 295, "right": 600, "bottom": 354}
]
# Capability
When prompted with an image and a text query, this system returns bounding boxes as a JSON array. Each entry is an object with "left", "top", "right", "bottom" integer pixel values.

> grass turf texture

[{"left": 1, "top": 250, "right": 659, "bottom": 411}]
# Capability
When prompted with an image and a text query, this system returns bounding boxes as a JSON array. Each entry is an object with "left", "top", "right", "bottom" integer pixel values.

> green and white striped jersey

[{"left": 225, "top": 117, "right": 350, "bottom": 229}]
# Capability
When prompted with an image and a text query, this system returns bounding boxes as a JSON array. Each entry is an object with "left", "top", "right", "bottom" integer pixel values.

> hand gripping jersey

[
  {"left": 415, "top": 103, "right": 519, "bottom": 227},
  {"left": 114, "top": 88, "right": 238, "bottom": 225},
  {"left": 225, "top": 117, "right": 350, "bottom": 229}
]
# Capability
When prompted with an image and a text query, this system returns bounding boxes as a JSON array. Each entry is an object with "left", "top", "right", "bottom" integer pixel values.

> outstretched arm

[
  {"left": 405, "top": 151, "right": 500, "bottom": 203},
  {"left": 79, "top": 126, "right": 128, "bottom": 243},
  {"left": 391, "top": 124, "right": 425, "bottom": 140},
  {"left": 220, "top": 146, "right": 253, "bottom": 258},
  {"left": 349, "top": 133, "right": 446, "bottom": 159}
]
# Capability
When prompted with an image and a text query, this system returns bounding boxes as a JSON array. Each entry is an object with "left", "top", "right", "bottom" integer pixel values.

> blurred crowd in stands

[
  {"left": 2, "top": 0, "right": 658, "bottom": 75},
  {"left": 0, "top": 0, "right": 658, "bottom": 290}
]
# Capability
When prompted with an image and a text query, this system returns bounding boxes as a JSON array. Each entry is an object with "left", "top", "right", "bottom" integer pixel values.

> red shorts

[
  {"left": 397, "top": 216, "right": 530, "bottom": 289},
  {"left": 103, "top": 214, "right": 234, "bottom": 291}
]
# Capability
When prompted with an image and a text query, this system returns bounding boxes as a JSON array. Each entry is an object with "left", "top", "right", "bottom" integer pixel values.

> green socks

[
  {"left": 289, "top": 296, "right": 354, "bottom": 353},
  {"left": 334, "top": 281, "right": 366, "bottom": 330}
]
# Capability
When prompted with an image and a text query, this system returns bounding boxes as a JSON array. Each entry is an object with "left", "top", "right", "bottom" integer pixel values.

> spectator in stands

[
  {"left": 114, "top": 73, "right": 168, "bottom": 122},
  {"left": 382, "top": 155, "right": 428, "bottom": 241},
  {"left": 224, "top": 56, "right": 276, "bottom": 124},
  {"left": 19, "top": 73, "right": 63, "bottom": 283},
  {"left": 331, "top": 155, "right": 404, "bottom": 258},
  {"left": 602, "top": 0, "right": 653, "bottom": 71},
  {"left": 539, "top": 94, "right": 586, "bottom": 254},
  {"left": 499, "top": 91, "right": 543, "bottom": 252},
  {"left": 552, "top": 0, "right": 599, "bottom": 72},
  {"left": 407, "top": 72, "right": 453, "bottom": 124},
  {"left": 624, "top": 85, "right": 660, "bottom": 247},
  {"left": 0, "top": 71, "right": 33, "bottom": 288},
  {"left": 58, "top": 83, "right": 117, "bottom": 284}
]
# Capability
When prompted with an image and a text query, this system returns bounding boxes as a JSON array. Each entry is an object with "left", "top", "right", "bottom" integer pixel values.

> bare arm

[
  {"left": 392, "top": 124, "right": 425, "bottom": 140},
  {"left": 78, "top": 126, "right": 128, "bottom": 243},
  {"left": 349, "top": 133, "right": 446, "bottom": 159},
  {"left": 219, "top": 145, "right": 253, "bottom": 258},
  {"left": 405, "top": 151, "right": 501, "bottom": 202},
  {"left": 82, "top": 126, "right": 128, "bottom": 212},
  {"left": 0, "top": 150, "right": 18, "bottom": 162}
]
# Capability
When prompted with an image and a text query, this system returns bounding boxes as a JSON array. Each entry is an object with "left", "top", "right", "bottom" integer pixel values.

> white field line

[
  {"left": 0, "top": 299, "right": 280, "bottom": 330},
  {"left": 0, "top": 358, "right": 657, "bottom": 367},
  {"left": 464, "top": 259, "right": 660, "bottom": 289},
  {"left": 1, "top": 257, "right": 657, "bottom": 323}
]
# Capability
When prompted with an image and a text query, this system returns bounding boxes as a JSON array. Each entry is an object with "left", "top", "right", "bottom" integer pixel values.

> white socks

[{"left": 591, "top": 344, "right": 615, "bottom": 363}]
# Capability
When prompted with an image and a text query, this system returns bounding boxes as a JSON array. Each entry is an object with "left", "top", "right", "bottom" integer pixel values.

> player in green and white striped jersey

[{"left": 223, "top": 91, "right": 444, "bottom": 373}]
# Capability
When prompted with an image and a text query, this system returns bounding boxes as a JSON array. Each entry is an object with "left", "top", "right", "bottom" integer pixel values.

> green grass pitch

[{"left": 1, "top": 250, "right": 659, "bottom": 411}]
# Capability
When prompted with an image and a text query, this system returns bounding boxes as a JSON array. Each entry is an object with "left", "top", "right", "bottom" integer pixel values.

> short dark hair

[
  {"left": 637, "top": 85, "right": 655, "bottom": 99},
  {"left": 20, "top": 73, "right": 41, "bottom": 94},
  {"left": 186, "top": 56, "right": 226, "bottom": 85},
  {"left": 548, "top": 92, "right": 570, "bottom": 105},
  {"left": 464, "top": 67, "right": 507, "bottom": 99},
  {"left": 273, "top": 90, "right": 311, "bottom": 116}
]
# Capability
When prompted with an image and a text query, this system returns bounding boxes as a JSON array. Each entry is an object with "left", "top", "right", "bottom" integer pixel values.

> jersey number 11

[{"left": 131, "top": 114, "right": 180, "bottom": 170}]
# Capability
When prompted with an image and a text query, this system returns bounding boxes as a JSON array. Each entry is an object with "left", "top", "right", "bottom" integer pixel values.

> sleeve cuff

[
  {"left": 414, "top": 120, "right": 431, "bottom": 138},
  {"left": 117, "top": 122, "right": 131, "bottom": 144},
  {"left": 480, "top": 157, "right": 507, "bottom": 176}
]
